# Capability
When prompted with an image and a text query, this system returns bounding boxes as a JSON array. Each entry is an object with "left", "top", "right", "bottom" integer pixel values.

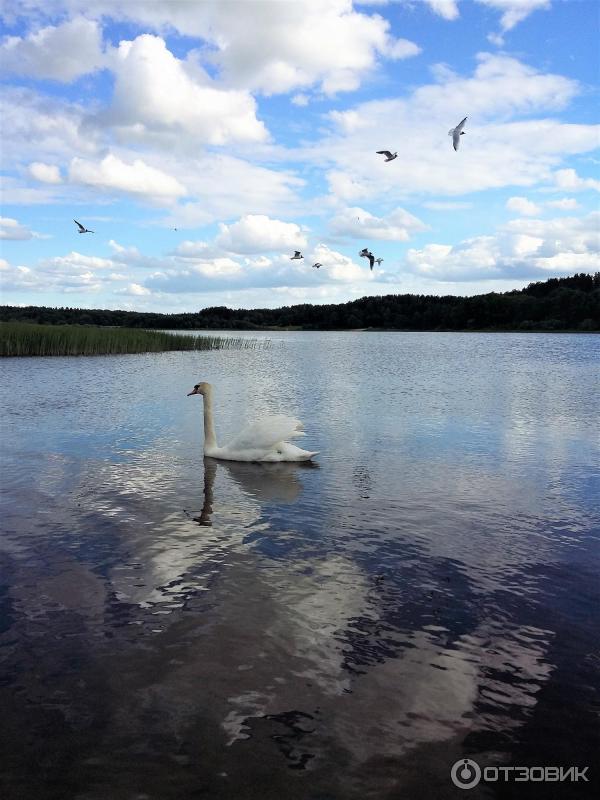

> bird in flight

[
  {"left": 359, "top": 249, "right": 375, "bottom": 270},
  {"left": 448, "top": 117, "right": 467, "bottom": 151},
  {"left": 312, "top": 262, "right": 322, "bottom": 269},
  {"left": 375, "top": 258, "right": 384, "bottom": 266},
  {"left": 74, "top": 219, "right": 94, "bottom": 234},
  {"left": 376, "top": 150, "right": 398, "bottom": 162},
  {"left": 290, "top": 251, "right": 304, "bottom": 260}
]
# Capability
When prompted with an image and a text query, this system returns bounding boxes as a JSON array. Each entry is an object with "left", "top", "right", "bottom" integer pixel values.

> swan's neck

[{"left": 202, "top": 390, "right": 218, "bottom": 451}]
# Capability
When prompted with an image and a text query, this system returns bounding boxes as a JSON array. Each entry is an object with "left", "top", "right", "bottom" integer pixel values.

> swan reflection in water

[{"left": 192, "top": 456, "right": 318, "bottom": 526}]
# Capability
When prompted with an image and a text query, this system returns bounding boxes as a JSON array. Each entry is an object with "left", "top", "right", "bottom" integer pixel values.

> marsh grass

[{"left": 0, "top": 322, "right": 260, "bottom": 357}]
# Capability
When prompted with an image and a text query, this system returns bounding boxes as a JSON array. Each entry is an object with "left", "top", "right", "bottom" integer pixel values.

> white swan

[{"left": 187, "top": 382, "right": 318, "bottom": 462}]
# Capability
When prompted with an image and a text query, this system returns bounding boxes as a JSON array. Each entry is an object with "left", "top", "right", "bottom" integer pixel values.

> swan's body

[{"left": 187, "top": 382, "right": 318, "bottom": 462}]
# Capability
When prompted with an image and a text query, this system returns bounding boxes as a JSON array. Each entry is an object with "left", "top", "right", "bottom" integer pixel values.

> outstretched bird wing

[
  {"left": 376, "top": 151, "right": 393, "bottom": 158},
  {"left": 74, "top": 219, "right": 85, "bottom": 232},
  {"left": 449, "top": 117, "right": 467, "bottom": 150}
]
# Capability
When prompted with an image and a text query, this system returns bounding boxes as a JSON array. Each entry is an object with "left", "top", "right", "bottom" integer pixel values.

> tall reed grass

[{"left": 0, "top": 322, "right": 260, "bottom": 357}]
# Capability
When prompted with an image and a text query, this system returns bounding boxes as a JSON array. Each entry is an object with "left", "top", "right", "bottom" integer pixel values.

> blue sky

[{"left": 1, "top": 0, "right": 598, "bottom": 312}]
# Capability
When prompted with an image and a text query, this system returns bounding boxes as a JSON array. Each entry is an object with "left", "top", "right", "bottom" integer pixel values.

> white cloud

[
  {"left": 10, "top": 0, "right": 420, "bottom": 96},
  {"left": 68, "top": 153, "right": 186, "bottom": 202},
  {"left": 553, "top": 168, "right": 600, "bottom": 192},
  {"left": 0, "top": 88, "right": 99, "bottom": 166},
  {"left": 118, "top": 0, "right": 420, "bottom": 95},
  {"left": 0, "top": 250, "right": 120, "bottom": 293},
  {"left": 291, "top": 94, "right": 310, "bottom": 107},
  {"left": 28, "top": 161, "right": 62, "bottom": 184},
  {"left": 164, "top": 155, "right": 306, "bottom": 224},
  {"left": 215, "top": 215, "right": 307, "bottom": 255},
  {"left": 43, "top": 251, "right": 117, "bottom": 272},
  {"left": 310, "top": 54, "right": 598, "bottom": 201},
  {"left": 330, "top": 206, "right": 428, "bottom": 239},
  {"left": 404, "top": 211, "right": 600, "bottom": 281},
  {"left": 101, "top": 34, "right": 267, "bottom": 147},
  {"left": 144, "top": 242, "right": 373, "bottom": 294},
  {"left": 0, "top": 175, "right": 63, "bottom": 205},
  {"left": 0, "top": 17, "right": 104, "bottom": 81},
  {"left": 0, "top": 216, "right": 35, "bottom": 240},
  {"left": 506, "top": 196, "right": 541, "bottom": 216},
  {"left": 546, "top": 197, "right": 578, "bottom": 210},
  {"left": 476, "top": 0, "right": 551, "bottom": 32},
  {"left": 310, "top": 244, "right": 370, "bottom": 281},
  {"left": 173, "top": 240, "right": 210, "bottom": 259},
  {"left": 423, "top": 0, "right": 460, "bottom": 20},
  {"left": 115, "top": 283, "right": 152, "bottom": 296}
]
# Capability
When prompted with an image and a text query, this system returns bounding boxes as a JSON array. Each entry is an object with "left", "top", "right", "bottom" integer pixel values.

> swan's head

[{"left": 187, "top": 381, "right": 211, "bottom": 397}]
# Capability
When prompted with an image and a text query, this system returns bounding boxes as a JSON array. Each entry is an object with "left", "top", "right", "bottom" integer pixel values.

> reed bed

[{"left": 0, "top": 322, "right": 260, "bottom": 357}]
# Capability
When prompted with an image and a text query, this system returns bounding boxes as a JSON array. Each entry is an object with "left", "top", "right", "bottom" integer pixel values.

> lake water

[{"left": 1, "top": 332, "right": 599, "bottom": 799}]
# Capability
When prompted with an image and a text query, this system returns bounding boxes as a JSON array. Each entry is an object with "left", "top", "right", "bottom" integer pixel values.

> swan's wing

[
  {"left": 226, "top": 415, "right": 305, "bottom": 452},
  {"left": 452, "top": 130, "right": 461, "bottom": 150}
]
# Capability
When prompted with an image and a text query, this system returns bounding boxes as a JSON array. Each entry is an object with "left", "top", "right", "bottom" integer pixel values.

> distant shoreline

[{"left": 1, "top": 272, "right": 598, "bottom": 333}]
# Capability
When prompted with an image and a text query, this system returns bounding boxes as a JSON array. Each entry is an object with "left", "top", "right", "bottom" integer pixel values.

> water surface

[{"left": 1, "top": 332, "right": 599, "bottom": 799}]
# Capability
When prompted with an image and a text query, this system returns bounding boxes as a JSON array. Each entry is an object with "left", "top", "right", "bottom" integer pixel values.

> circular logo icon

[{"left": 451, "top": 758, "right": 482, "bottom": 789}]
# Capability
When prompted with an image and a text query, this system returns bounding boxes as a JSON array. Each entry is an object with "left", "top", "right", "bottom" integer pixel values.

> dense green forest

[{"left": 2, "top": 273, "right": 598, "bottom": 332}]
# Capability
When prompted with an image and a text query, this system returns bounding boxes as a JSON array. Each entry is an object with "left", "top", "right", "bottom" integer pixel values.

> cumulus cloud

[
  {"left": 553, "top": 168, "right": 600, "bottom": 192},
  {"left": 424, "top": 0, "right": 460, "bottom": 20},
  {"left": 330, "top": 206, "right": 428, "bottom": 239},
  {"left": 68, "top": 153, "right": 186, "bottom": 202},
  {"left": 100, "top": 34, "right": 267, "bottom": 147},
  {"left": 114, "top": 283, "right": 152, "bottom": 296},
  {"left": 163, "top": 155, "right": 305, "bottom": 225},
  {"left": 7, "top": 0, "right": 420, "bottom": 95},
  {"left": 144, "top": 242, "right": 373, "bottom": 295},
  {"left": 546, "top": 197, "right": 578, "bottom": 210},
  {"left": 476, "top": 0, "right": 551, "bottom": 32},
  {"left": 0, "top": 17, "right": 104, "bottom": 81},
  {"left": 506, "top": 196, "right": 541, "bottom": 215},
  {"left": 214, "top": 215, "right": 307, "bottom": 254},
  {"left": 28, "top": 161, "right": 62, "bottom": 183},
  {"left": 0, "top": 250, "right": 122, "bottom": 293},
  {"left": 0, "top": 216, "right": 35, "bottom": 240},
  {"left": 311, "top": 54, "right": 598, "bottom": 202},
  {"left": 0, "top": 88, "right": 99, "bottom": 166},
  {"left": 404, "top": 211, "right": 600, "bottom": 281}
]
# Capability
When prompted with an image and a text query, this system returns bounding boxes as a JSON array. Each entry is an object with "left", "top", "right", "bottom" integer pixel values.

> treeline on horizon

[{"left": 2, "top": 273, "right": 599, "bottom": 332}]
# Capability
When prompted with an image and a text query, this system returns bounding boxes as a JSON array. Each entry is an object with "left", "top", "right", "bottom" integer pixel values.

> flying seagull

[
  {"left": 312, "top": 262, "right": 322, "bottom": 269},
  {"left": 360, "top": 249, "right": 375, "bottom": 270},
  {"left": 448, "top": 117, "right": 467, "bottom": 151},
  {"left": 290, "top": 250, "right": 304, "bottom": 260},
  {"left": 375, "top": 258, "right": 384, "bottom": 266},
  {"left": 74, "top": 219, "right": 94, "bottom": 234},
  {"left": 376, "top": 150, "right": 398, "bottom": 162}
]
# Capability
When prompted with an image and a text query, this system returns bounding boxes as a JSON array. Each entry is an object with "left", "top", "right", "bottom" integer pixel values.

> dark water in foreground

[{"left": 1, "top": 332, "right": 599, "bottom": 799}]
